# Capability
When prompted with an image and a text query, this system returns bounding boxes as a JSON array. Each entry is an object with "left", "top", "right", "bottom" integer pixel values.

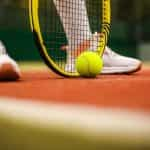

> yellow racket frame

[{"left": 29, "top": 0, "right": 111, "bottom": 77}]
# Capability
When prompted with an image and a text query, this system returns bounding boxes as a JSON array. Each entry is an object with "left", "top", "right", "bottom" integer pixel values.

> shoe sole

[
  {"left": 0, "top": 63, "right": 21, "bottom": 81},
  {"left": 101, "top": 63, "right": 142, "bottom": 75}
]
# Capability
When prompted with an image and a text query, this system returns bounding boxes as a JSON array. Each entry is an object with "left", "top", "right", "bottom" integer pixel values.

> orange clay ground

[{"left": 0, "top": 66, "right": 150, "bottom": 112}]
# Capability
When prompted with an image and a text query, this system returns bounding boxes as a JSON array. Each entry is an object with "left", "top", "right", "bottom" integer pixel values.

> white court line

[{"left": 0, "top": 97, "right": 150, "bottom": 143}]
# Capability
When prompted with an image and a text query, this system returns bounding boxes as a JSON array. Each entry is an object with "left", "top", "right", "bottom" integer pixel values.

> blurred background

[{"left": 0, "top": 0, "right": 150, "bottom": 62}]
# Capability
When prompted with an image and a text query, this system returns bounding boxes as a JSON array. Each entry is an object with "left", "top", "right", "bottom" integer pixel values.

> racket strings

[{"left": 40, "top": 0, "right": 104, "bottom": 73}]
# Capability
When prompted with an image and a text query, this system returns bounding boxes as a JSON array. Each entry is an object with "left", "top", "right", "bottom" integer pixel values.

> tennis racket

[{"left": 29, "top": 0, "right": 111, "bottom": 77}]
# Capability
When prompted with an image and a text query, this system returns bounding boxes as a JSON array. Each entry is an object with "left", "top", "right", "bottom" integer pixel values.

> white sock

[
  {"left": 53, "top": 0, "right": 93, "bottom": 52},
  {"left": 0, "top": 41, "right": 6, "bottom": 55}
]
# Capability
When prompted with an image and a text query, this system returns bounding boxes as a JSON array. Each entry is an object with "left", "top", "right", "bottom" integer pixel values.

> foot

[
  {"left": 65, "top": 46, "right": 142, "bottom": 74},
  {"left": 102, "top": 47, "right": 142, "bottom": 74},
  {"left": 0, "top": 41, "right": 21, "bottom": 81},
  {"left": 65, "top": 31, "right": 142, "bottom": 74}
]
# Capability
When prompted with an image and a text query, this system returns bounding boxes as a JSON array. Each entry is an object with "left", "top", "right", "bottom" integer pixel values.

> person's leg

[
  {"left": 53, "top": 0, "right": 92, "bottom": 52},
  {"left": 53, "top": 0, "right": 142, "bottom": 74},
  {"left": 53, "top": 0, "right": 100, "bottom": 72},
  {"left": 0, "top": 41, "right": 21, "bottom": 80}
]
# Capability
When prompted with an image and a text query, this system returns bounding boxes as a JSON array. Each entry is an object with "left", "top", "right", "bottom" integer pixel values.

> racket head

[{"left": 29, "top": 0, "right": 111, "bottom": 77}]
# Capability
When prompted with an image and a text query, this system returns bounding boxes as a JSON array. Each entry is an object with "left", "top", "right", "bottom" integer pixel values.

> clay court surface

[{"left": 0, "top": 64, "right": 150, "bottom": 112}]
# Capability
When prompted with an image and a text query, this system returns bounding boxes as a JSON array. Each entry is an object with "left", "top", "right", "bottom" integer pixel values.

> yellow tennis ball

[{"left": 75, "top": 51, "right": 103, "bottom": 77}]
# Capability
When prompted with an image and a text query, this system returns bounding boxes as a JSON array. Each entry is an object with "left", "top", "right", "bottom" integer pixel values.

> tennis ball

[{"left": 75, "top": 51, "right": 103, "bottom": 77}]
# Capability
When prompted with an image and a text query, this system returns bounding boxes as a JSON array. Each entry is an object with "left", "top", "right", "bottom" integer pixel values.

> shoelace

[{"left": 104, "top": 47, "right": 118, "bottom": 57}]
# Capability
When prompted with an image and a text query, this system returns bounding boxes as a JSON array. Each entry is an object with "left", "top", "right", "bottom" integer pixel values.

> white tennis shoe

[
  {"left": 65, "top": 46, "right": 142, "bottom": 74},
  {"left": 101, "top": 46, "right": 142, "bottom": 74},
  {"left": 0, "top": 41, "right": 21, "bottom": 80}
]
